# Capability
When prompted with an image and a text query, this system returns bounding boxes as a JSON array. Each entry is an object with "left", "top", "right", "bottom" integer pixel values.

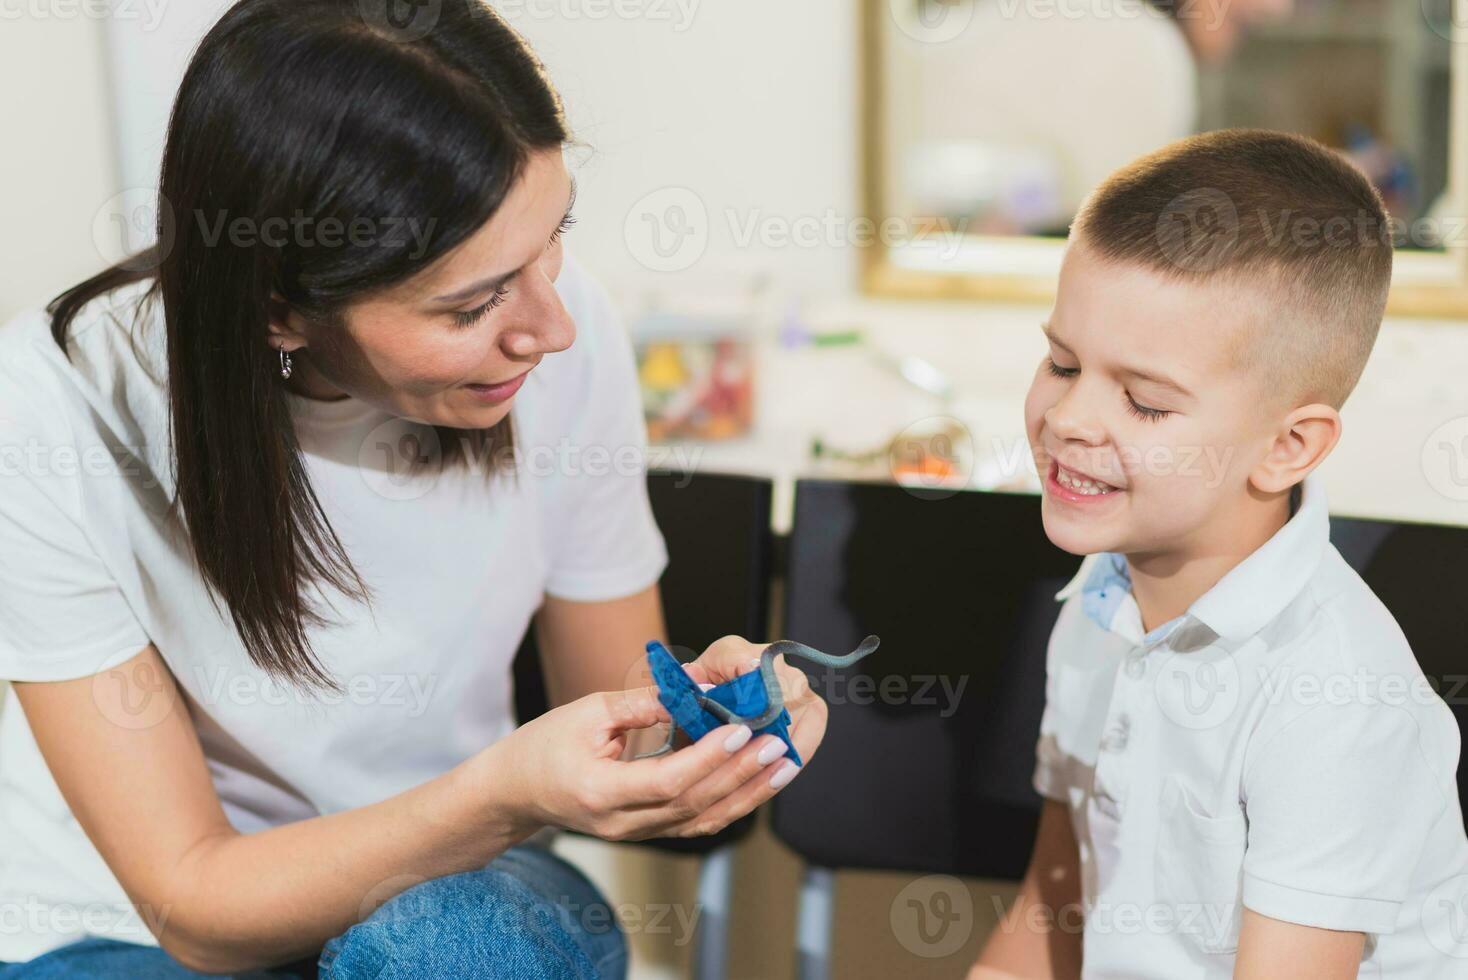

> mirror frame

[{"left": 859, "top": 0, "right": 1468, "bottom": 319}]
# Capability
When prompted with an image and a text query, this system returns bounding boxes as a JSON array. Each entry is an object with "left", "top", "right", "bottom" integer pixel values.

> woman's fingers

[
  {"left": 685, "top": 641, "right": 832, "bottom": 766},
  {"left": 666, "top": 732, "right": 791, "bottom": 816},
  {"left": 662, "top": 752, "right": 802, "bottom": 838},
  {"left": 580, "top": 639, "right": 832, "bottom": 840},
  {"left": 688, "top": 635, "right": 767, "bottom": 685},
  {"left": 681, "top": 661, "right": 713, "bottom": 687},
  {"left": 598, "top": 685, "right": 670, "bottom": 736},
  {"left": 611, "top": 734, "right": 801, "bottom": 840},
  {"left": 778, "top": 661, "right": 829, "bottom": 763},
  {"left": 607, "top": 723, "right": 755, "bottom": 808}
]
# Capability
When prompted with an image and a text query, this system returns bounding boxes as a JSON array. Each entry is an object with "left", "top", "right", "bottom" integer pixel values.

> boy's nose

[{"left": 1045, "top": 390, "right": 1106, "bottom": 446}]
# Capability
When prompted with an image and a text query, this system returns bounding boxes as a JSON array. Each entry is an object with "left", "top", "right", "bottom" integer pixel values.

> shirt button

[{"left": 1125, "top": 652, "right": 1146, "bottom": 679}]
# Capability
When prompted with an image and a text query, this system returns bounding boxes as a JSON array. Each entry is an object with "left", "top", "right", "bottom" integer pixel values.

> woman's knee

[{"left": 320, "top": 853, "right": 623, "bottom": 979}]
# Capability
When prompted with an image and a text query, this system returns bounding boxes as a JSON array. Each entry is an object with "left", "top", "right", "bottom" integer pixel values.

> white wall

[
  {"left": 0, "top": 15, "right": 117, "bottom": 320},
  {"left": 98, "top": 0, "right": 863, "bottom": 303},
  {"left": 6, "top": 5, "right": 1468, "bottom": 979}
]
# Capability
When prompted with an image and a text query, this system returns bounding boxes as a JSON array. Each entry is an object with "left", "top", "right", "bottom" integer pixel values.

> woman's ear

[
  {"left": 266, "top": 293, "right": 310, "bottom": 352},
  {"left": 1249, "top": 404, "right": 1342, "bottom": 495}
]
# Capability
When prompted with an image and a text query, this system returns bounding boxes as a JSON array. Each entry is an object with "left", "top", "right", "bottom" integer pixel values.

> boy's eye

[
  {"left": 1045, "top": 358, "right": 1078, "bottom": 379},
  {"left": 452, "top": 284, "right": 511, "bottom": 328},
  {"left": 1125, "top": 393, "right": 1171, "bottom": 422}
]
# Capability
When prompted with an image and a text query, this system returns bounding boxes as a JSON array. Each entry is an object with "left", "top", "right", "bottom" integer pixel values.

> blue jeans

[{"left": 0, "top": 845, "right": 625, "bottom": 979}]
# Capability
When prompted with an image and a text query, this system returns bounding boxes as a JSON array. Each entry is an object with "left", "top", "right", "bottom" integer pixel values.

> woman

[{"left": 0, "top": 1, "right": 822, "bottom": 976}]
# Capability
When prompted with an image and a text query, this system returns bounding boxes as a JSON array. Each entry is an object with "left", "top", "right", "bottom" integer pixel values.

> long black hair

[{"left": 48, "top": 0, "right": 569, "bottom": 688}]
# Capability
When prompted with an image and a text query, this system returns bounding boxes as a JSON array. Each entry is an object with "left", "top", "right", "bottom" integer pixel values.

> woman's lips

[{"left": 464, "top": 370, "right": 530, "bottom": 404}]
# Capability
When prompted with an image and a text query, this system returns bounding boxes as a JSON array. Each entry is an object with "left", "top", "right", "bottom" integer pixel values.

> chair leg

[
  {"left": 691, "top": 843, "right": 736, "bottom": 980},
  {"left": 795, "top": 865, "right": 835, "bottom": 980}
]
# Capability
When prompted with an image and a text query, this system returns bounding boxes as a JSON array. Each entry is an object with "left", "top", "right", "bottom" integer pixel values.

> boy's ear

[
  {"left": 1249, "top": 404, "right": 1341, "bottom": 495},
  {"left": 266, "top": 292, "right": 309, "bottom": 352}
]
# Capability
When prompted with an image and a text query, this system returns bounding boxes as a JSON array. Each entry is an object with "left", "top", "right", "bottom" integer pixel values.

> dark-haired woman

[{"left": 0, "top": 2, "right": 822, "bottom": 976}]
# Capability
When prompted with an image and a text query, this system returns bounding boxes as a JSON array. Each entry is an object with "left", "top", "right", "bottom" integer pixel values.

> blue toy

[{"left": 637, "top": 636, "right": 882, "bottom": 765}]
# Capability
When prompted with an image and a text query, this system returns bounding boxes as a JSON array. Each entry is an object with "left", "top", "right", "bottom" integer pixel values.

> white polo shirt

[
  {"left": 1034, "top": 474, "right": 1468, "bottom": 978},
  {"left": 0, "top": 253, "right": 668, "bottom": 961}
]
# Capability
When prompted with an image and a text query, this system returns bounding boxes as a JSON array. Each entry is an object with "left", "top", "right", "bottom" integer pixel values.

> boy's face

[{"left": 1024, "top": 242, "right": 1280, "bottom": 558}]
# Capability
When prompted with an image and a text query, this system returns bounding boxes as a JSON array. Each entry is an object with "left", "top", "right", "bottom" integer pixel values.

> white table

[{"left": 646, "top": 298, "right": 1468, "bottom": 533}]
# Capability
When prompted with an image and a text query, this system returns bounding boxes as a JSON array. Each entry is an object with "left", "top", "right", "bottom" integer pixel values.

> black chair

[
  {"left": 512, "top": 469, "right": 774, "bottom": 980},
  {"left": 771, "top": 480, "right": 1080, "bottom": 979},
  {"left": 1330, "top": 514, "right": 1468, "bottom": 822}
]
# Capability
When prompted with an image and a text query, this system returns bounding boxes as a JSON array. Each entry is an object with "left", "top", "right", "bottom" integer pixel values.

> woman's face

[{"left": 274, "top": 148, "right": 577, "bottom": 430}]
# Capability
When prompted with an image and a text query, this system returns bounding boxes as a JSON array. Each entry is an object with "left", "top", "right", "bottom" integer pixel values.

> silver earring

[{"left": 279, "top": 346, "right": 294, "bottom": 380}]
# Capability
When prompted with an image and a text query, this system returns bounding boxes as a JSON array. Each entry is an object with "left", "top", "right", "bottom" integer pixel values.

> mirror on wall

[{"left": 864, "top": 0, "right": 1468, "bottom": 316}]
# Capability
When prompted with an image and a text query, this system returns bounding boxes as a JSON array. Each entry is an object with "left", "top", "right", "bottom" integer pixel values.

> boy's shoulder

[
  {"left": 1249, "top": 544, "right": 1459, "bottom": 782},
  {"left": 1271, "top": 543, "right": 1431, "bottom": 690}
]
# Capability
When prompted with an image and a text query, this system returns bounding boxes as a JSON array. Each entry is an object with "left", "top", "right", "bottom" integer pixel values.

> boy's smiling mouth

[{"left": 1049, "top": 461, "right": 1123, "bottom": 502}]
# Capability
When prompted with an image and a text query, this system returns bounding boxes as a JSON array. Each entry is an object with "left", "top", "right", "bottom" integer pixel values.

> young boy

[{"left": 969, "top": 130, "right": 1468, "bottom": 978}]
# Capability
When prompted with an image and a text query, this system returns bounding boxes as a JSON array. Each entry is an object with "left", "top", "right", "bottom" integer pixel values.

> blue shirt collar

[{"left": 1055, "top": 476, "right": 1329, "bottom": 646}]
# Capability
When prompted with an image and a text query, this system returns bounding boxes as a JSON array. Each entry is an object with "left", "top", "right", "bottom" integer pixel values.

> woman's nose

[{"left": 500, "top": 269, "right": 575, "bottom": 359}]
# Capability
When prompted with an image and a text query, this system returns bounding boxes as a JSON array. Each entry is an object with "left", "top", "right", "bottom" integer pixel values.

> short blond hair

[{"left": 1071, "top": 129, "right": 1393, "bottom": 409}]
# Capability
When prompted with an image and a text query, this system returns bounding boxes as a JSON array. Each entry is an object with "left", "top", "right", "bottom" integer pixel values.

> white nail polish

[
  {"left": 723, "top": 726, "right": 752, "bottom": 753},
  {"left": 769, "top": 760, "right": 799, "bottom": 789},
  {"left": 756, "top": 739, "right": 786, "bottom": 766}
]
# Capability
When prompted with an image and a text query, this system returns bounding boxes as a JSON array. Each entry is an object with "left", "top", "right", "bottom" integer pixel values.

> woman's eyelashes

[
  {"left": 1045, "top": 358, "right": 1171, "bottom": 422},
  {"left": 449, "top": 214, "right": 577, "bottom": 329},
  {"left": 453, "top": 285, "right": 511, "bottom": 328},
  {"left": 549, "top": 212, "right": 576, "bottom": 246}
]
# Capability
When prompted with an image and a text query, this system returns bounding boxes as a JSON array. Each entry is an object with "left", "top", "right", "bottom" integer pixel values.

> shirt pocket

[{"left": 1154, "top": 774, "right": 1247, "bottom": 956}]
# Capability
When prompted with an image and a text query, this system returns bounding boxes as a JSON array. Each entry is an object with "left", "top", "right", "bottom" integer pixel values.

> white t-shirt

[
  {"left": 0, "top": 254, "right": 668, "bottom": 961},
  {"left": 1034, "top": 474, "right": 1468, "bottom": 979}
]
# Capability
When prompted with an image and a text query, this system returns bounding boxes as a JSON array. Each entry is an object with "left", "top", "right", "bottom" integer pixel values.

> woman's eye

[
  {"left": 1125, "top": 393, "right": 1171, "bottom": 422},
  {"left": 1045, "top": 358, "right": 1078, "bottom": 379},
  {"left": 452, "top": 285, "right": 511, "bottom": 328},
  {"left": 548, "top": 213, "right": 577, "bottom": 248}
]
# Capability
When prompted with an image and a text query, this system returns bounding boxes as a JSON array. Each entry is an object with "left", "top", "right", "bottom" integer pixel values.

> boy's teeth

[{"left": 1057, "top": 466, "right": 1116, "bottom": 495}]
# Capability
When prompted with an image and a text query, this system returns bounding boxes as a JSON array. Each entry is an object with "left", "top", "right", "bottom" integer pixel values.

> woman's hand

[
  {"left": 485, "top": 681, "right": 796, "bottom": 841},
  {"left": 685, "top": 635, "right": 830, "bottom": 770}
]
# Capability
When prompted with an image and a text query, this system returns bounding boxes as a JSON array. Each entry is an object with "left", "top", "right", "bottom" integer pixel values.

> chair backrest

[
  {"left": 771, "top": 480, "right": 1078, "bottom": 878},
  {"left": 1330, "top": 514, "right": 1468, "bottom": 822},
  {"left": 512, "top": 469, "right": 775, "bottom": 852}
]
